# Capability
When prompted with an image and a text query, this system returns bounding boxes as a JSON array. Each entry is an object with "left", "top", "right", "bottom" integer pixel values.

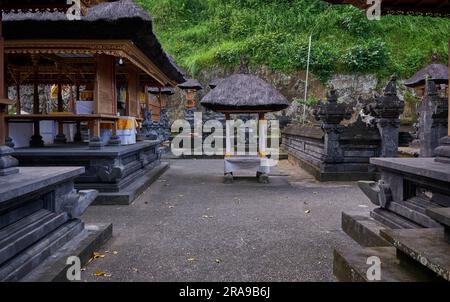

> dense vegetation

[{"left": 137, "top": 0, "right": 450, "bottom": 82}]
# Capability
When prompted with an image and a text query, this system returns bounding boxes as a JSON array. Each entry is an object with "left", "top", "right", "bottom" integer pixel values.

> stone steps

[
  {"left": 333, "top": 244, "right": 441, "bottom": 282},
  {"left": 0, "top": 210, "right": 68, "bottom": 265},
  {"left": 386, "top": 201, "right": 442, "bottom": 228},
  {"left": 0, "top": 219, "right": 84, "bottom": 281},
  {"left": 371, "top": 208, "right": 422, "bottom": 229},
  {"left": 341, "top": 211, "right": 390, "bottom": 247},
  {"left": 380, "top": 228, "right": 450, "bottom": 281}
]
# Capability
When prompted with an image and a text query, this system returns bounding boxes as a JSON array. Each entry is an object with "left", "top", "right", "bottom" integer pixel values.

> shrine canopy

[
  {"left": 148, "top": 87, "right": 175, "bottom": 95},
  {"left": 178, "top": 78, "right": 203, "bottom": 91},
  {"left": 201, "top": 74, "right": 289, "bottom": 113},
  {"left": 405, "top": 56, "right": 449, "bottom": 88},
  {"left": 322, "top": 0, "right": 450, "bottom": 15}
]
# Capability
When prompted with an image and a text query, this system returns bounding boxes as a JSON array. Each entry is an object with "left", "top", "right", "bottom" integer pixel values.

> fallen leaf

[
  {"left": 305, "top": 210, "right": 311, "bottom": 214},
  {"left": 187, "top": 257, "right": 196, "bottom": 262},
  {"left": 215, "top": 258, "right": 222, "bottom": 264},
  {"left": 112, "top": 251, "right": 119, "bottom": 255},
  {"left": 168, "top": 205, "right": 175, "bottom": 209},
  {"left": 94, "top": 271, "right": 111, "bottom": 277},
  {"left": 178, "top": 194, "right": 184, "bottom": 197},
  {"left": 93, "top": 252, "right": 105, "bottom": 259},
  {"left": 132, "top": 268, "right": 139, "bottom": 273}
]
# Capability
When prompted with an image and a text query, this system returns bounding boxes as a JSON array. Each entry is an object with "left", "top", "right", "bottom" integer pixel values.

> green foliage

[
  {"left": 293, "top": 97, "right": 320, "bottom": 107},
  {"left": 341, "top": 39, "right": 389, "bottom": 73},
  {"left": 136, "top": 0, "right": 450, "bottom": 81}
]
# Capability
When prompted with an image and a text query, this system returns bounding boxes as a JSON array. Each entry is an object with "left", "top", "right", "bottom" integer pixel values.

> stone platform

[
  {"left": 13, "top": 141, "right": 165, "bottom": 205},
  {"left": 333, "top": 157, "right": 450, "bottom": 282},
  {"left": 0, "top": 167, "right": 111, "bottom": 281}
]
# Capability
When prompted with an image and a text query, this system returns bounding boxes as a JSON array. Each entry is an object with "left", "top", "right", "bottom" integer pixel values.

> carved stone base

[
  {"left": 0, "top": 166, "right": 107, "bottom": 281},
  {"left": 54, "top": 134, "right": 67, "bottom": 144},
  {"left": 434, "top": 136, "right": 450, "bottom": 163},
  {"left": 13, "top": 141, "right": 163, "bottom": 205},
  {"left": 74, "top": 131, "right": 83, "bottom": 142},
  {"left": 88, "top": 136, "right": 103, "bottom": 149},
  {"left": 29, "top": 134, "right": 44, "bottom": 148},
  {"left": 5, "top": 136, "right": 14, "bottom": 148},
  {"left": 0, "top": 145, "right": 19, "bottom": 176},
  {"left": 107, "top": 135, "right": 121, "bottom": 146}
]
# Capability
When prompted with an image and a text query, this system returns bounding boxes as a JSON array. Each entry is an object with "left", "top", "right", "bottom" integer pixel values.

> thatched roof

[
  {"left": 3, "top": 0, "right": 186, "bottom": 84},
  {"left": 201, "top": 74, "right": 289, "bottom": 112},
  {"left": 178, "top": 78, "right": 203, "bottom": 90},
  {"left": 209, "top": 78, "right": 224, "bottom": 89},
  {"left": 405, "top": 62, "right": 448, "bottom": 87},
  {"left": 148, "top": 87, "right": 175, "bottom": 95}
]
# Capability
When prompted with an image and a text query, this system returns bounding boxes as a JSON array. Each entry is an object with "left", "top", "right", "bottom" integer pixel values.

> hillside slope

[{"left": 137, "top": 0, "right": 450, "bottom": 81}]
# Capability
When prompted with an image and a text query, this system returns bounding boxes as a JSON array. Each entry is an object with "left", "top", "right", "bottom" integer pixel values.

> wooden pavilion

[
  {"left": 0, "top": 0, "right": 113, "bottom": 282},
  {"left": 3, "top": 0, "right": 184, "bottom": 148},
  {"left": 324, "top": 0, "right": 450, "bottom": 282},
  {"left": 1, "top": 0, "right": 186, "bottom": 204}
]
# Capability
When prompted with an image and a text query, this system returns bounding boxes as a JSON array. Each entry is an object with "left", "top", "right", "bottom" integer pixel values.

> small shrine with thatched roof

[{"left": 201, "top": 73, "right": 289, "bottom": 183}]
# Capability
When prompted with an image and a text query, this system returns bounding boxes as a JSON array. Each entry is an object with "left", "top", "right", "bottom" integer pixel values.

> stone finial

[
  {"left": 314, "top": 88, "right": 352, "bottom": 125},
  {"left": 365, "top": 74, "right": 404, "bottom": 119},
  {"left": 383, "top": 74, "right": 398, "bottom": 96}
]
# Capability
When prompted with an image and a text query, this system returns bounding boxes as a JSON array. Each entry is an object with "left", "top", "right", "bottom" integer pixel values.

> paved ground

[{"left": 81, "top": 159, "right": 372, "bottom": 282}]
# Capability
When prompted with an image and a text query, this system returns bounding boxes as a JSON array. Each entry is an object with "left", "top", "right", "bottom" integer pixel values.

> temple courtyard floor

[{"left": 81, "top": 159, "right": 373, "bottom": 282}]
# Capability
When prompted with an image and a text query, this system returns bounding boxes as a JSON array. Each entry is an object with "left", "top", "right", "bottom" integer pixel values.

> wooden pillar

[
  {"left": 15, "top": 77, "right": 20, "bottom": 115},
  {"left": 125, "top": 70, "right": 139, "bottom": 117},
  {"left": 258, "top": 112, "right": 267, "bottom": 157},
  {"left": 225, "top": 113, "right": 231, "bottom": 157},
  {"left": 90, "top": 54, "right": 116, "bottom": 148},
  {"left": 93, "top": 54, "right": 116, "bottom": 116},
  {"left": 54, "top": 66, "right": 66, "bottom": 144},
  {"left": 448, "top": 39, "right": 449, "bottom": 136},
  {"left": 29, "top": 55, "right": 43, "bottom": 147}
]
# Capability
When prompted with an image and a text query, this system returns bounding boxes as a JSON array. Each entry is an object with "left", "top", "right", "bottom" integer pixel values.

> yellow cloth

[{"left": 117, "top": 118, "right": 134, "bottom": 130}]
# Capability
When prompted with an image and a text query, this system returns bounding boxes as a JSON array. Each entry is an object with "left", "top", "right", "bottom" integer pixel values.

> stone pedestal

[
  {"left": 29, "top": 134, "right": 44, "bottom": 148},
  {"left": 0, "top": 145, "right": 19, "bottom": 176},
  {"left": 435, "top": 136, "right": 450, "bottom": 163},
  {"left": 54, "top": 133, "right": 67, "bottom": 144},
  {"left": 364, "top": 75, "right": 404, "bottom": 158},
  {"left": 314, "top": 88, "right": 351, "bottom": 164},
  {"left": 108, "top": 135, "right": 121, "bottom": 146},
  {"left": 0, "top": 167, "right": 110, "bottom": 281},
  {"left": 376, "top": 118, "right": 400, "bottom": 157},
  {"left": 88, "top": 136, "right": 103, "bottom": 149},
  {"left": 418, "top": 79, "right": 448, "bottom": 157},
  {"left": 13, "top": 141, "right": 164, "bottom": 205}
]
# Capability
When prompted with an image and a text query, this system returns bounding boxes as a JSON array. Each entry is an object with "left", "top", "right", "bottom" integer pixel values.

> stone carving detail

[
  {"left": 418, "top": 77, "right": 448, "bottom": 157},
  {"left": 60, "top": 189, "right": 98, "bottom": 219},
  {"left": 0, "top": 145, "right": 19, "bottom": 176},
  {"left": 364, "top": 75, "right": 404, "bottom": 157},
  {"left": 358, "top": 180, "right": 393, "bottom": 208},
  {"left": 159, "top": 109, "right": 171, "bottom": 141},
  {"left": 313, "top": 88, "right": 351, "bottom": 163}
]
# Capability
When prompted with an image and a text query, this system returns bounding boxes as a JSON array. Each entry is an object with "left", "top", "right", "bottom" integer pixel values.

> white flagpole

[{"left": 303, "top": 35, "right": 312, "bottom": 124}]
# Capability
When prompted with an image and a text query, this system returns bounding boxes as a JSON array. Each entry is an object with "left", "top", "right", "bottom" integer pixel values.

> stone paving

[{"left": 81, "top": 159, "right": 373, "bottom": 282}]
